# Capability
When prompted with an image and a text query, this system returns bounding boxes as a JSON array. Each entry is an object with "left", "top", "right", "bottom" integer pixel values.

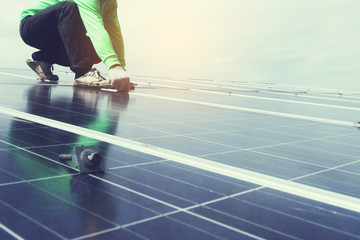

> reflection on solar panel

[{"left": 1, "top": 68, "right": 360, "bottom": 239}]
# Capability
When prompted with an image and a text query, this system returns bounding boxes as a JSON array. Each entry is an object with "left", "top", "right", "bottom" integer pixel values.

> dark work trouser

[{"left": 19, "top": 1, "right": 101, "bottom": 78}]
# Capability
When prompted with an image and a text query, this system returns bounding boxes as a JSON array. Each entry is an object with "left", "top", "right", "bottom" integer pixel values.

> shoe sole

[
  {"left": 73, "top": 80, "right": 113, "bottom": 89},
  {"left": 73, "top": 80, "right": 101, "bottom": 88},
  {"left": 26, "top": 59, "right": 59, "bottom": 81},
  {"left": 112, "top": 77, "right": 131, "bottom": 92}
]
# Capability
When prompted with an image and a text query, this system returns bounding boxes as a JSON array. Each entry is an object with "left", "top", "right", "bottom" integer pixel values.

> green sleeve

[
  {"left": 74, "top": 0, "right": 125, "bottom": 69},
  {"left": 103, "top": 1, "right": 126, "bottom": 69}
]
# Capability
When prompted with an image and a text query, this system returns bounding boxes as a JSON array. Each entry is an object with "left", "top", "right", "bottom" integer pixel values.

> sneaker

[
  {"left": 26, "top": 59, "right": 59, "bottom": 81},
  {"left": 73, "top": 68, "right": 113, "bottom": 89}
]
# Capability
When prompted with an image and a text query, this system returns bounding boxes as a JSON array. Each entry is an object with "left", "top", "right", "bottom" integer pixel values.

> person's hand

[
  {"left": 109, "top": 65, "right": 130, "bottom": 92},
  {"left": 109, "top": 65, "right": 127, "bottom": 81}
]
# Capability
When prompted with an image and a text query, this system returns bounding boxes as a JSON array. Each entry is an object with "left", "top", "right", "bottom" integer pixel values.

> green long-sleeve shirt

[{"left": 20, "top": 0, "right": 125, "bottom": 69}]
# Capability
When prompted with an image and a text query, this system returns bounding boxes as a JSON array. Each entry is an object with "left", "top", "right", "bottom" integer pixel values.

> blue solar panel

[{"left": 0, "top": 68, "right": 360, "bottom": 239}]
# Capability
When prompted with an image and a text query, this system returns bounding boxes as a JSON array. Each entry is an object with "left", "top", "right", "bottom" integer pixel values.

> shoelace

[{"left": 85, "top": 68, "right": 106, "bottom": 81}]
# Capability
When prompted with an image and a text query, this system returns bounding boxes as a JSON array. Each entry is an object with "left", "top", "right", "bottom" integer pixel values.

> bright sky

[{"left": 2, "top": 0, "right": 360, "bottom": 91}]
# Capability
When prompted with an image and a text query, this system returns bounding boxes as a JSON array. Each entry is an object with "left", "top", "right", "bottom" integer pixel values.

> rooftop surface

[{"left": 1, "top": 68, "right": 360, "bottom": 239}]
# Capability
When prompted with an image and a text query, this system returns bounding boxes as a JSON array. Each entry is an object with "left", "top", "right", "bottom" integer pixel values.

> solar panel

[{"left": 0, "top": 68, "right": 360, "bottom": 239}]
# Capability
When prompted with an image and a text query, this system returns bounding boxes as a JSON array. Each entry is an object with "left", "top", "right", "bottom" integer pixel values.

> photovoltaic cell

[{"left": 0, "top": 68, "right": 360, "bottom": 239}]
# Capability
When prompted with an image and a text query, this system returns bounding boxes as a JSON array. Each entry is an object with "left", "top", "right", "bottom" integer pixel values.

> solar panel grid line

[
  {"left": 1, "top": 106, "right": 360, "bottom": 213},
  {"left": 148, "top": 216, "right": 230, "bottom": 240},
  {"left": 189, "top": 89, "right": 360, "bottom": 110},
  {"left": 257, "top": 90, "right": 360, "bottom": 103},
  {"left": 246, "top": 149, "right": 336, "bottom": 170},
  {"left": 231, "top": 130, "right": 315, "bottom": 145},
  {"left": 7, "top": 72, "right": 357, "bottom": 130},
  {"left": 248, "top": 147, "right": 357, "bottom": 171},
  {"left": 66, "top": 176, "right": 173, "bottom": 217},
  {"left": 168, "top": 212, "right": 264, "bottom": 240},
  {"left": 326, "top": 138, "right": 360, "bottom": 150},
  {"left": 1, "top": 141, "right": 93, "bottom": 153},
  {"left": 134, "top": 116, "right": 345, "bottom": 146},
  {"left": 228, "top": 82, "right": 358, "bottom": 102},
  {"left": 120, "top": 212, "right": 180, "bottom": 229},
  {"left": 0, "top": 71, "right": 35, "bottom": 80},
  {"left": 229, "top": 197, "right": 360, "bottom": 239},
  {"left": 256, "top": 82, "right": 360, "bottom": 96},
  {"left": 160, "top": 161, "right": 259, "bottom": 190},
  {"left": 128, "top": 114, "right": 281, "bottom": 135},
  {"left": 28, "top": 180, "right": 123, "bottom": 227},
  {"left": 136, "top": 75, "right": 300, "bottom": 94},
  {"left": 121, "top": 118, "right": 245, "bottom": 140},
  {"left": 289, "top": 142, "right": 360, "bottom": 160},
  {"left": 0, "top": 180, "right": 26, "bottom": 187},
  {"left": 46, "top": 179, "right": 198, "bottom": 240},
  {"left": 107, "top": 172, "right": 200, "bottom": 206},
  {"left": 252, "top": 132, "right": 360, "bottom": 159},
  {"left": 301, "top": 90, "right": 360, "bottom": 99},
  {"left": 231, "top": 121, "right": 315, "bottom": 134},
  {"left": 141, "top": 211, "right": 263, "bottom": 240},
  {"left": 135, "top": 82, "right": 360, "bottom": 111},
  {"left": 231, "top": 82, "right": 358, "bottom": 97},
  {"left": 199, "top": 131, "right": 356, "bottom": 163},
  {"left": 131, "top": 92, "right": 360, "bottom": 127},
  {"left": 0, "top": 200, "right": 67, "bottom": 240},
  {"left": 0, "top": 125, "right": 50, "bottom": 133},
  {"left": 0, "top": 139, "right": 76, "bottom": 172},
  {"left": 248, "top": 147, "right": 358, "bottom": 172},
  {"left": 0, "top": 111, "right": 306, "bottom": 147},
  {"left": 201, "top": 148, "right": 325, "bottom": 173},
  {"left": 201, "top": 151, "right": 326, "bottom": 180},
  {"left": 90, "top": 174, "right": 182, "bottom": 210},
  {"left": 232, "top": 130, "right": 354, "bottom": 150},
  {"left": 0, "top": 170, "right": 76, "bottom": 188},
  {"left": 135, "top": 76, "right": 259, "bottom": 92},
  {"left": 21, "top": 100, "right": 125, "bottom": 123},
  {"left": 89, "top": 174, "right": 262, "bottom": 239},
  {"left": 261, "top": 188, "right": 360, "bottom": 221},
  {"left": 11, "top": 128, "right": 66, "bottom": 146},
  {"left": 137, "top": 82, "right": 189, "bottom": 90},
  {"left": 133, "top": 167, "right": 228, "bottom": 196},
  {"left": 26, "top": 174, "right": 78, "bottom": 185},
  {"left": 262, "top": 126, "right": 356, "bottom": 142},
  {"left": 300, "top": 168, "right": 360, "bottom": 186},
  {"left": 181, "top": 188, "right": 264, "bottom": 214},
  {"left": 195, "top": 205, "right": 302, "bottom": 240},
  {"left": 289, "top": 164, "right": 360, "bottom": 191},
  {"left": 106, "top": 159, "right": 169, "bottom": 171},
  {"left": 102, "top": 144, "right": 360, "bottom": 214},
  {"left": 1, "top": 140, "right": 98, "bottom": 155},
  {"left": 71, "top": 194, "right": 254, "bottom": 240},
  {"left": 247, "top": 191, "right": 360, "bottom": 239},
  {"left": 70, "top": 226, "right": 123, "bottom": 240},
  {"left": 136, "top": 133, "right": 274, "bottom": 153},
  {"left": 111, "top": 74, "right": 355, "bottom": 104},
  {"left": 0, "top": 149, "right": 69, "bottom": 178},
  {"left": 19, "top": 98, "right": 238, "bottom": 141},
  {"left": 302, "top": 172, "right": 360, "bottom": 192},
  {"left": 133, "top": 75, "right": 360, "bottom": 101},
  {"left": 0, "top": 223, "right": 25, "bottom": 240},
  {"left": 102, "top": 145, "right": 163, "bottom": 163},
  {"left": 0, "top": 164, "right": 24, "bottom": 180}
]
